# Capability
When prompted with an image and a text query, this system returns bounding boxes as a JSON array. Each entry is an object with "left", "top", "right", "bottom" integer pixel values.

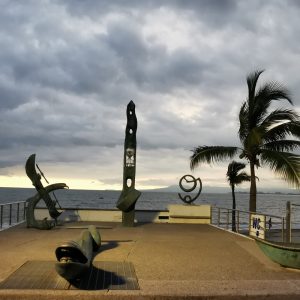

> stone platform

[{"left": 0, "top": 222, "right": 300, "bottom": 299}]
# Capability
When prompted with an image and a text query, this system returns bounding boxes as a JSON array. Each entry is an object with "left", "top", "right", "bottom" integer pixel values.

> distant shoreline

[
  {"left": 0, "top": 186, "right": 299, "bottom": 195},
  {"left": 236, "top": 191, "right": 300, "bottom": 195}
]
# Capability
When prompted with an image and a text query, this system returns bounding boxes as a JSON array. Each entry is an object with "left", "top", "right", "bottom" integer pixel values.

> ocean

[
  {"left": 0, "top": 187, "right": 299, "bottom": 215},
  {"left": 0, "top": 187, "right": 299, "bottom": 230}
]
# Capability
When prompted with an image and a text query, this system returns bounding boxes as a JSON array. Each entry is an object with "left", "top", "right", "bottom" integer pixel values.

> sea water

[
  {"left": 0, "top": 186, "right": 299, "bottom": 214},
  {"left": 0, "top": 187, "right": 299, "bottom": 231}
]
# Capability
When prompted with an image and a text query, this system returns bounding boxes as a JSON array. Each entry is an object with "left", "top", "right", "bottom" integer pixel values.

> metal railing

[
  {"left": 288, "top": 202, "right": 300, "bottom": 243},
  {"left": 0, "top": 201, "right": 26, "bottom": 230},
  {"left": 211, "top": 206, "right": 285, "bottom": 242}
]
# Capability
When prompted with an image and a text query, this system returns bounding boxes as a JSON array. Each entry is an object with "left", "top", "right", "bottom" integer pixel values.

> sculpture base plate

[{"left": 0, "top": 260, "right": 139, "bottom": 290}]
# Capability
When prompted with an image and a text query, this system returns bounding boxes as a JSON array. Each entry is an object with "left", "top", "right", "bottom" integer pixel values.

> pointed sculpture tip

[{"left": 128, "top": 100, "right": 135, "bottom": 107}]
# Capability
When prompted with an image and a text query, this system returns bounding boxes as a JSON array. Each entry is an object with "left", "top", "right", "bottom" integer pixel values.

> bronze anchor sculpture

[
  {"left": 55, "top": 225, "right": 101, "bottom": 281},
  {"left": 25, "top": 153, "right": 68, "bottom": 229},
  {"left": 116, "top": 101, "right": 141, "bottom": 226}
]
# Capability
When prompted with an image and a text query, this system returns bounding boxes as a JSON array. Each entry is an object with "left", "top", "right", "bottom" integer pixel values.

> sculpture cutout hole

[
  {"left": 126, "top": 178, "right": 132, "bottom": 188},
  {"left": 129, "top": 129, "right": 133, "bottom": 134},
  {"left": 129, "top": 110, "right": 133, "bottom": 115}
]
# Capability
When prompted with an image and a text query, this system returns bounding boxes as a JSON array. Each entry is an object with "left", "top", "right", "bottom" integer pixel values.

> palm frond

[
  {"left": 234, "top": 172, "right": 251, "bottom": 185},
  {"left": 261, "top": 108, "right": 299, "bottom": 129},
  {"left": 247, "top": 70, "right": 264, "bottom": 106},
  {"left": 263, "top": 121, "right": 300, "bottom": 142},
  {"left": 226, "top": 161, "right": 250, "bottom": 186},
  {"left": 263, "top": 140, "right": 300, "bottom": 152},
  {"left": 256, "top": 82, "right": 292, "bottom": 105},
  {"left": 227, "top": 161, "right": 246, "bottom": 175},
  {"left": 238, "top": 102, "right": 249, "bottom": 142},
  {"left": 260, "top": 150, "right": 300, "bottom": 188},
  {"left": 253, "top": 82, "right": 292, "bottom": 126},
  {"left": 288, "top": 121, "right": 300, "bottom": 139},
  {"left": 190, "top": 146, "right": 239, "bottom": 170}
]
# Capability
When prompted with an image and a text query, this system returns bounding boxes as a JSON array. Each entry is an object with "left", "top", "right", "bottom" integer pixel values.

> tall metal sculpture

[
  {"left": 25, "top": 153, "right": 68, "bottom": 229},
  {"left": 116, "top": 101, "right": 141, "bottom": 227},
  {"left": 178, "top": 174, "right": 202, "bottom": 204}
]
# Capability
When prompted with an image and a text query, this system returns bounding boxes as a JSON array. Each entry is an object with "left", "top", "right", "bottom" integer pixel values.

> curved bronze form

[
  {"left": 55, "top": 225, "right": 101, "bottom": 281},
  {"left": 26, "top": 183, "right": 68, "bottom": 229},
  {"left": 25, "top": 154, "right": 68, "bottom": 229},
  {"left": 178, "top": 174, "right": 202, "bottom": 204},
  {"left": 117, "top": 101, "right": 141, "bottom": 226}
]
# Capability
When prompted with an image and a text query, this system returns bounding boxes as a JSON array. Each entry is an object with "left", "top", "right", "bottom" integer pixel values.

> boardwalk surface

[{"left": 0, "top": 222, "right": 300, "bottom": 299}]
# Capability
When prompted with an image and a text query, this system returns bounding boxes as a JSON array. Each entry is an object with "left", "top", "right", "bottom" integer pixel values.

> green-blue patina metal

[
  {"left": 25, "top": 153, "right": 68, "bottom": 229},
  {"left": 178, "top": 174, "right": 202, "bottom": 204},
  {"left": 55, "top": 225, "right": 101, "bottom": 281},
  {"left": 116, "top": 101, "right": 141, "bottom": 226}
]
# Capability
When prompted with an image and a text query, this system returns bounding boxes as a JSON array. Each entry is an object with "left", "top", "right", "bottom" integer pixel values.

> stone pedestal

[{"left": 168, "top": 204, "right": 211, "bottom": 224}]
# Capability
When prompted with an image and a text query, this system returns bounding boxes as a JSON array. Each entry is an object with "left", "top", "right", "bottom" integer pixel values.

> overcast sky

[{"left": 0, "top": 0, "right": 299, "bottom": 191}]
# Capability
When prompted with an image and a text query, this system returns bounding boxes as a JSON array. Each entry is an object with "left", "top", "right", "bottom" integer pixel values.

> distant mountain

[
  {"left": 141, "top": 185, "right": 229, "bottom": 193},
  {"left": 142, "top": 185, "right": 299, "bottom": 195}
]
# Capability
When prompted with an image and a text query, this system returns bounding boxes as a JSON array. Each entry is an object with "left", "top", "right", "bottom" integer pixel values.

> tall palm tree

[
  {"left": 190, "top": 70, "right": 300, "bottom": 212},
  {"left": 226, "top": 161, "right": 251, "bottom": 231}
]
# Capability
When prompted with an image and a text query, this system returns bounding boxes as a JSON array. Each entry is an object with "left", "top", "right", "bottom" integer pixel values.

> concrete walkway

[{"left": 0, "top": 222, "right": 300, "bottom": 299}]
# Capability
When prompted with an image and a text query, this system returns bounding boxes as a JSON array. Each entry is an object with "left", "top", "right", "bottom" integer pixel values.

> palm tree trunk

[
  {"left": 231, "top": 184, "right": 236, "bottom": 232},
  {"left": 249, "top": 162, "right": 257, "bottom": 212}
]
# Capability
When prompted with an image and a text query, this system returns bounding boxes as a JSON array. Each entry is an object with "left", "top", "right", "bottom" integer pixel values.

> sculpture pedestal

[
  {"left": 122, "top": 210, "right": 135, "bottom": 227},
  {"left": 168, "top": 204, "right": 211, "bottom": 224}
]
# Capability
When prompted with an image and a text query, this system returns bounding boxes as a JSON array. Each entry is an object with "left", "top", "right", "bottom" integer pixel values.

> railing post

[
  {"left": 0, "top": 205, "right": 3, "bottom": 229},
  {"left": 226, "top": 209, "right": 229, "bottom": 230},
  {"left": 282, "top": 217, "right": 285, "bottom": 243},
  {"left": 0, "top": 201, "right": 28, "bottom": 230},
  {"left": 237, "top": 210, "right": 240, "bottom": 233},
  {"left": 9, "top": 204, "right": 12, "bottom": 225},
  {"left": 17, "top": 203, "right": 20, "bottom": 223},
  {"left": 248, "top": 212, "right": 251, "bottom": 236},
  {"left": 24, "top": 202, "right": 26, "bottom": 221},
  {"left": 286, "top": 201, "right": 291, "bottom": 243},
  {"left": 217, "top": 208, "right": 220, "bottom": 227}
]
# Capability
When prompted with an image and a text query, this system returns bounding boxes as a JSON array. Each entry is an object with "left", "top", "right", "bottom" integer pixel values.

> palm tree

[
  {"left": 226, "top": 161, "right": 251, "bottom": 231},
  {"left": 190, "top": 70, "right": 300, "bottom": 212}
]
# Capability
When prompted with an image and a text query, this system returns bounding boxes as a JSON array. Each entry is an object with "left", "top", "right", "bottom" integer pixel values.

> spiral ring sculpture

[{"left": 178, "top": 175, "right": 202, "bottom": 204}]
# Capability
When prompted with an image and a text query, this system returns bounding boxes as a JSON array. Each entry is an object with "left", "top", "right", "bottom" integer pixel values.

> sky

[{"left": 0, "top": 0, "right": 299, "bottom": 191}]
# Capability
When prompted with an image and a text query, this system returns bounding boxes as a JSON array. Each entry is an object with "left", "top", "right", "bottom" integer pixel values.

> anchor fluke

[
  {"left": 55, "top": 225, "right": 101, "bottom": 281},
  {"left": 25, "top": 153, "right": 68, "bottom": 229}
]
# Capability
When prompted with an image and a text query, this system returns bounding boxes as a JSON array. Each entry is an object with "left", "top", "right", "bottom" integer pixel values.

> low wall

[
  {"left": 34, "top": 208, "right": 170, "bottom": 223},
  {"left": 168, "top": 204, "right": 211, "bottom": 224},
  {"left": 35, "top": 205, "right": 211, "bottom": 224}
]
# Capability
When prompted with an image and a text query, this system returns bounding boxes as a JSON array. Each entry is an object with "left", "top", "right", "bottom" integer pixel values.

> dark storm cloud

[
  {"left": 0, "top": 4, "right": 205, "bottom": 105},
  {"left": 104, "top": 22, "right": 208, "bottom": 92},
  {"left": 59, "top": 0, "right": 236, "bottom": 26}
]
